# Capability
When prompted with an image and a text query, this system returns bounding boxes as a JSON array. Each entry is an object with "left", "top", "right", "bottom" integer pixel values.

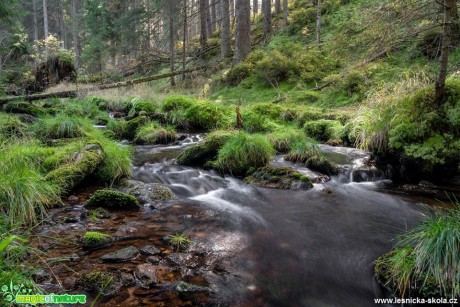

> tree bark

[
  {"left": 275, "top": 0, "right": 281, "bottom": 14},
  {"left": 221, "top": 0, "right": 231, "bottom": 58},
  {"left": 199, "top": 0, "right": 208, "bottom": 56},
  {"left": 43, "top": 0, "right": 49, "bottom": 55},
  {"left": 234, "top": 0, "right": 251, "bottom": 64},
  {"left": 263, "top": 0, "right": 272, "bottom": 42},
  {"left": 183, "top": 0, "right": 188, "bottom": 81},
  {"left": 435, "top": 0, "right": 454, "bottom": 103},
  {"left": 211, "top": 0, "right": 217, "bottom": 32},
  {"left": 170, "top": 16, "right": 176, "bottom": 87},
  {"left": 33, "top": 0, "right": 39, "bottom": 50},
  {"left": 283, "top": 0, "right": 288, "bottom": 26},
  {"left": 316, "top": 0, "right": 322, "bottom": 48},
  {"left": 253, "top": 0, "right": 258, "bottom": 16},
  {"left": 206, "top": 0, "right": 213, "bottom": 37},
  {"left": 71, "top": 0, "right": 79, "bottom": 69}
]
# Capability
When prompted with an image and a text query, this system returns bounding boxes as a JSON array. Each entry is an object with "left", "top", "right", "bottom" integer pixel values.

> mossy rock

[
  {"left": 3, "top": 101, "right": 45, "bottom": 117},
  {"left": 45, "top": 144, "right": 104, "bottom": 194},
  {"left": 245, "top": 166, "right": 313, "bottom": 190},
  {"left": 305, "top": 156, "right": 340, "bottom": 176},
  {"left": 81, "top": 231, "right": 112, "bottom": 250},
  {"left": 85, "top": 189, "right": 140, "bottom": 210},
  {"left": 176, "top": 130, "right": 234, "bottom": 166},
  {"left": 119, "top": 180, "right": 178, "bottom": 205},
  {"left": 77, "top": 270, "right": 121, "bottom": 295}
]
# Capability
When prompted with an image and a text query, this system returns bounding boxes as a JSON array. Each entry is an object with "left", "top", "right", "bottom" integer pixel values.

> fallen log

[{"left": 0, "top": 65, "right": 209, "bottom": 105}]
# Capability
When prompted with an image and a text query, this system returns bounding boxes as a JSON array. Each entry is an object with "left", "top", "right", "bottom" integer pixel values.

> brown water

[{"left": 35, "top": 137, "right": 441, "bottom": 306}]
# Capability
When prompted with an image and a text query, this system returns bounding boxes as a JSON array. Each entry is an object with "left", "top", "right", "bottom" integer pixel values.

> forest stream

[{"left": 31, "top": 134, "right": 439, "bottom": 307}]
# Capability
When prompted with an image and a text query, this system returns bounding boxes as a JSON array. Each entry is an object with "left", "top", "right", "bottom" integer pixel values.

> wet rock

[
  {"left": 306, "top": 156, "right": 340, "bottom": 176},
  {"left": 68, "top": 195, "right": 79, "bottom": 202},
  {"left": 81, "top": 231, "right": 112, "bottom": 250},
  {"left": 139, "top": 245, "right": 162, "bottom": 256},
  {"left": 120, "top": 272, "right": 135, "bottom": 286},
  {"left": 245, "top": 166, "right": 313, "bottom": 190},
  {"left": 100, "top": 246, "right": 139, "bottom": 262},
  {"left": 63, "top": 211, "right": 81, "bottom": 223},
  {"left": 418, "top": 180, "right": 437, "bottom": 189},
  {"left": 321, "top": 187, "right": 334, "bottom": 194},
  {"left": 85, "top": 189, "right": 140, "bottom": 211},
  {"left": 165, "top": 253, "right": 203, "bottom": 269},
  {"left": 63, "top": 276, "right": 77, "bottom": 290},
  {"left": 146, "top": 256, "right": 161, "bottom": 264},
  {"left": 352, "top": 165, "right": 383, "bottom": 182},
  {"left": 114, "top": 221, "right": 146, "bottom": 240},
  {"left": 135, "top": 264, "right": 158, "bottom": 288},
  {"left": 93, "top": 207, "right": 111, "bottom": 219},
  {"left": 33, "top": 269, "right": 52, "bottom": 283},
  {"left": 176, "top": 281, "right": 210, "bottom": 294},
  {"left": 119, "top": 180, "right": 177, "bottom": 205}
]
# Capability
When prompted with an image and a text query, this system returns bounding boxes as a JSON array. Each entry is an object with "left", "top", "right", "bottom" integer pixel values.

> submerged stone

[
  {"left": 119, "top": 180, "right": 177, "bottom": 205},
  {"left": 135, "top": 264, "right": 159, "bottom": 288},
  {"left": 139, "top": 245, "right": 161, "bottom": 256},
  {"left": 100, "top": 246, "right": 139, "bottom": 262}
]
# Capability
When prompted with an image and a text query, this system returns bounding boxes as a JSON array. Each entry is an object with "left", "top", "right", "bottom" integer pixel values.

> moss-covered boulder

[
  {"left": 81, "top": 231, "right": 112, "bottom": 250},
  {"left": 135, "top": 122, "right": 176, "bottom": 145},
  {"left": 245, "top": 166, "right": 313, "bottom": 190},
  {"left": 45, "top": 144, "right": 104, "bottom": 194},
  {"left": 85, "top": 189, "right": 140, "bottom": 210},
  {"left": 305, "top": 156, "right": 340, "bottom": 176},
  {"left": 176, "top": 130, "right": 233, "bottom": 166},
  {"left": 3, "top": 101, "right": 45, "bottom": 117},
  {"left": 119, "top": 180, "right": 177, "bottom": 205},
  {"left": 77, "top": 270, "right": 122, "bottom": 296}
]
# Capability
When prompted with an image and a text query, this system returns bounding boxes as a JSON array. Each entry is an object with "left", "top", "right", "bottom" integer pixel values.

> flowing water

[{"left": 38, "top": 135, "right": 434, "bottom": 306}]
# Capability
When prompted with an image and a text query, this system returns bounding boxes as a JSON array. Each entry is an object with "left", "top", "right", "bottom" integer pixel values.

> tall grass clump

[
  {"left": 0, "top": 114, "right": 27, "bottom": 138},
  {"left": 375, "top": 202, "right": 460, "bottom": 298},
  {"left": 135, "top": 121, "right": 176, "bottom": 144},
  {"left": 267, "top": 126, "right": 307, "bottom": 153},
  {"left": 0, "top": 142, "right": 59, "bottom": 226},
  {"left": 213, "top": 132, "right": 275, "bottom": 176},
  {"left": 29, "top": 113, "right": 89, "bottom": 140},
  {"left": 285, "top": 140, "right": 320, "bottom": 163}
]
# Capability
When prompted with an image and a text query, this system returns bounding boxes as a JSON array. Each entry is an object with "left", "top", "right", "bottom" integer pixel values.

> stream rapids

[{"left": 36, "top": 134, "right": 429, "bottom": 306}]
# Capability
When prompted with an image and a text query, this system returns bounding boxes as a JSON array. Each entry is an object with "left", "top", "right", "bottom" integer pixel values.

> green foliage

[
  {"left": 81, "top": 232, "right": 112, "bottom": 249},
  {"left": 0, "top": 142, "right": 59, "bottom": 226},
  {"left": 285, "top": 140, "right": 320, "bottom": 163},
  {"left": 303, "top": 119, "right": 345, "bottom": 142},
  {"left": 29, "top": 114, "right": 88, "bottom": 140},
  {"left": 78, "top": 271, "right": 113, "bottom": 293},
  {"left": 127, "top": 97, "right": 157, "bottom": 117},
  {"left": 168, "top": 233, "right": 191, "bottom": 251},
  {"left": 213, "top": 132, "right": 275, "bottom": 176},
  {"left": 376, "top": 204, "right": 460, "bottom": 298},
  {"left": 135, "top": 121, "right": 176, "bottom": 144},
  {"left": 267, "top": 126, "right": 307, "bottom": 153},
  {"left": 85, "top": 189, "right": 139, "bottom": 210},
  {"left": 0, "top": 114, "right": 27, "bottom": 138},
  {"left": 161, "top": 95, "right": 196, "bottom": 112}
]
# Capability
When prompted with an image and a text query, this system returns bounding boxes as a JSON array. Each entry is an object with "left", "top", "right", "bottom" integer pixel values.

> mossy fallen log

[{"left": 45, "top": 144, "right": 104, "bottom": 194}]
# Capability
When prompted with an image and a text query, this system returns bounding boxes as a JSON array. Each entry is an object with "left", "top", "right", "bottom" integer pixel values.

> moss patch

[
  {"left": 306, "top": 156, "right": 340, "bottom": 176},
  {"left": 85, "top": 189, "right": 140, "bottom": 210},
  {"left": 81, "top": 231, "right": 112, "bottom": 250},
  {"left": 245, "top": 166, "right": 313, "bottom": 190}
]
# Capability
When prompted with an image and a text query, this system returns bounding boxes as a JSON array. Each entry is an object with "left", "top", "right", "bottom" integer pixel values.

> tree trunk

[
  {"left": 211, "top": 0, "right": 217, "bottom": 32},
  {"left": 435, "top": 0, "right": 454, "bottom": 103},
  {"left": 71, "top": 0, "right": 79, "bottom": 69},
  {"left": 263, "top": 0, "right": 272, "bottom": 42},
  {"left": 199, "top": 0, "right": 208, "bottom": 56},
  {"left": 275, "top": 0, "right": 281, "bottom": 14},
  {"left": 451, "top": 0, "right": 459, "bottom": 44},
  {"left": 221, "top": 0, "right": 231, "bottom": 58},
  {"left": 43, "top": 0, "right": 49, "bottom": 55},
  {"left": 33, "top": 0, "right": 39, "bottom": 50},
  {"left": 253, "top": 0, "right": 258, "bottom": 16},
  {"left": 206, "top": 0, "right": 213, "bottom": 37},
  {"left": 170, "top": 16, "right": 176, "bottom": 87},
  {"left": 283, "top": 0, "right": 288, "bottom": 26},
  {"left": 316, "top": 0, "right": 322, "bottom": 48},
  {"left": 234, "top": 0, "right": 251, "bottom": 64},
  {"left": 183, "top": 0, "right": 188, "bottom": 81}
]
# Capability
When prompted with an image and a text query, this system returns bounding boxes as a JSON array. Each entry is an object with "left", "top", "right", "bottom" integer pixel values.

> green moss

[
  {"left": 78, "top": 270, "right": 113, "bottom": 293},
  {"left": 127, "top": 97, "right": 157, "bottom": 117},
  {"left": 213, "top": 132, "right": 275, "bottom": 176},
  {"left": 176, "top": 130, "right": 234, "bottom": 166},
  {"left": 245, "top": 166, "right": 313, "bottom": 190},
  {"left": 45, "top": 144, "right": 104, "bottom": 194},
  {"left": 85, "top": 189, "right": 139, "bottom": 210},
  {"left": 81, "top": 231, "right": 112, "bottom": 249},
  {"left": 0, "top": 114, "right": 27, "bottom": 138},
  {"left": 3, "top": 101, "right": 45, "bottom": 117},
  {"left": 305, "top": 156, "right": 340, "bottom": 176}
]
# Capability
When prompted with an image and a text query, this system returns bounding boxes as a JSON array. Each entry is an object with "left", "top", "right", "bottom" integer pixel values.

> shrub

[
  {"left": 85, "top": 189, "right": 139, "bottom": 210},
  {"left": 135, "top": 121, "right": 176, "bottom": 144},
  {"left": 224, "top": 62, "right": 255, "bottom": 86},
  {"left": 213, "top": 132, "right": 275, "bottom": 176}
]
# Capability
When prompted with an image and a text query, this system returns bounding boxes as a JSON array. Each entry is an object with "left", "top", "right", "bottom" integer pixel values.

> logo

[{"left": 1, "top": 281, "right": 86, "bottom": 305}]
